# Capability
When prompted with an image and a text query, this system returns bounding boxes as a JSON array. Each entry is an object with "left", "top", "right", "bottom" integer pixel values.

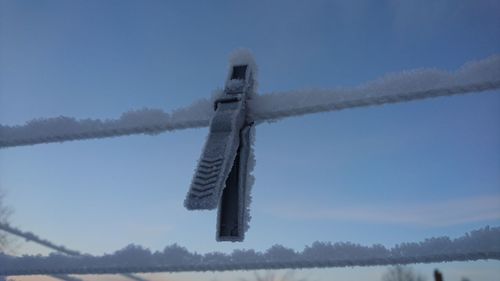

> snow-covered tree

[
  {"left": 382, "top": 266, "right": 426, "bottom": 281},
  {"left": 241, "top": 271, "right": 307, "bottom": 281}
]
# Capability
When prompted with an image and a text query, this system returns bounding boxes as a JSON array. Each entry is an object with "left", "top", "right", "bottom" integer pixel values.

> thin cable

[
  {"left": 0, "top": 222, "right": 149, "bottom": 281},
  {"left": 0, "top": 222, "right": 80, "bottom": 256}
]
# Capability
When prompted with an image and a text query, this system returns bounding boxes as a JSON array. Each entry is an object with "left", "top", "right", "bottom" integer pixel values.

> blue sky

[{"left": 1, "top": 0, "right": 499, "bottom": 280}]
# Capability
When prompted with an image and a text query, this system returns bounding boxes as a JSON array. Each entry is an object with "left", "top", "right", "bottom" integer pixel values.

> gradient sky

[{"left": 1, "top": 1, "right": 500, "bottom": 280}]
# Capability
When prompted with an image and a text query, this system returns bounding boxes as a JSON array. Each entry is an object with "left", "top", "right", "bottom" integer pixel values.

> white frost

[
  {"left": 1, "top": 54, "right": 499, "bottom": 148},
  {"left": 250, "top": 54, "right": 500, "bottom": 122},
  {"left": 0, "top": 97, "right": 214, "bottom": 148}
]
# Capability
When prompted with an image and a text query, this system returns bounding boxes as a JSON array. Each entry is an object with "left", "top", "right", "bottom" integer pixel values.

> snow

[
  {"left": 244, "top": 125, "right": 257, "bottom": 232},
  {"left": 0, "top": 226, "right": 499, "bottom": 275},
  {"left": 227, "top": 48, "right": 258, "bottom": 98},
  {"left": 228, "top": 48, "right": 258, "bottom": 83}
]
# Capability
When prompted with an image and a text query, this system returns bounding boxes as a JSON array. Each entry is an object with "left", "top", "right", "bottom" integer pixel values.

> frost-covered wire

[
  {"left": 0, "top": 222, "right": 149, "bottom": 281},
  {"left": 0, "top": 100, "right": 214, "bottom": 148},
  {"left": 1, "top": 226, "right": 499, "bottom": 276},
  {"left": 1, "top": 252, "right": 498, "bottom": 276},
  {"left": 250, "top": 55, "right": 500, "bottom": 122},
  {"left": 251, "top": 81, "right": 500, "bottom": 122},
  {"left": 1, "top": 55, "right": 499, "bottom": 148},
  {"left": 0, "top": 222, "right": 80, "bottom": 256}
]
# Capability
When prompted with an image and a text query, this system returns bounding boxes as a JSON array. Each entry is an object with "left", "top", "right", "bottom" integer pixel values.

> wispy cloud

[{"left": 265, "top": 195, "right": 500, "bottom": 227}]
